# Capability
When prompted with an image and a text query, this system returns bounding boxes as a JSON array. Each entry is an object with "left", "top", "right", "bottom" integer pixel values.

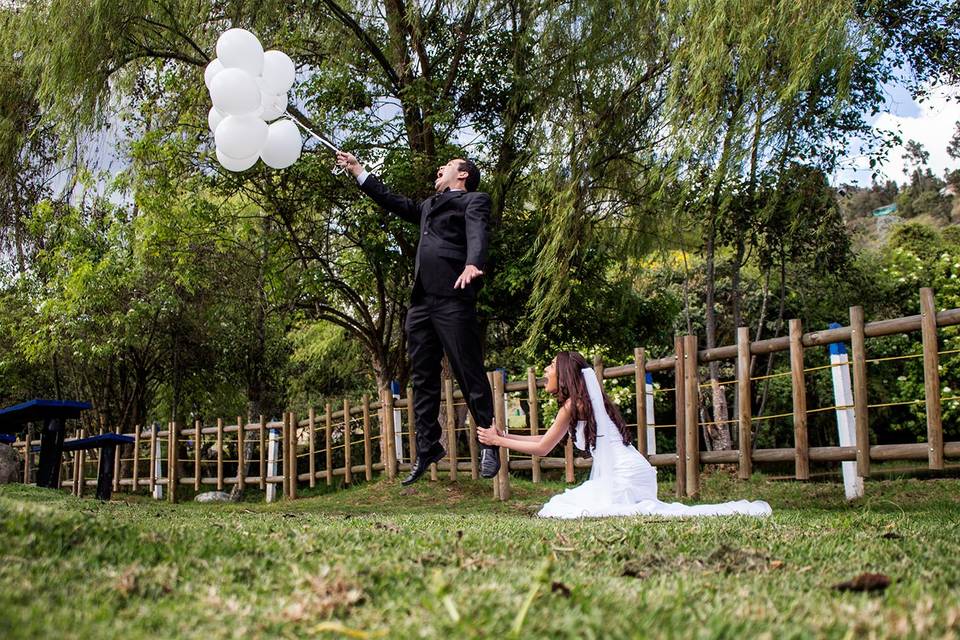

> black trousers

[{"left": 405, "top": 287, "right": 495, "bottom": 457}]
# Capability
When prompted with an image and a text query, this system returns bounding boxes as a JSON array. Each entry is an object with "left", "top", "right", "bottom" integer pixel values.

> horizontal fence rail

[{"left": 9, "top": 287, "right": 960, "bottom": 503}]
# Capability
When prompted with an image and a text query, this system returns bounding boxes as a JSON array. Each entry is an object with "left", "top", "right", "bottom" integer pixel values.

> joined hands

[{"left": 477, "top": 425, "right": 503, "bottom": 447}]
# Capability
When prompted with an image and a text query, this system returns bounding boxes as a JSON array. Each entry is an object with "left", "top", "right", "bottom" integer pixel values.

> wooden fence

[{"left": 10, "top": 287, "right": 960, "bottom": 502}]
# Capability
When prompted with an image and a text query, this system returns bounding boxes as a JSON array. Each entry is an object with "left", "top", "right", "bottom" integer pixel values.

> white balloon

[
  {"left": 203, "top": 58, "right": 224, "bottom": 89},
  {"left": 260, "top": 119, "right": 302, "bottom": 169},
  {"left": 209, "top": 68, "right": 261, "bottom": 116},
  {"left": 259, "top": 90, "right": 288, "bottom": 122},
  {"left": 208, "top": 106, "right": 225, "bottom": 133},
  {"left": 216, "top": 146, "right": 259, "bottom": 172},
  {"left": 216, "top": 28, "right": 264, "bottom": 76},
  {"left": 261, "top": 50, "right": 296, "bottom": 94},
  {"left": 215, "top": 114, "right": 269, "bottom": 160}
]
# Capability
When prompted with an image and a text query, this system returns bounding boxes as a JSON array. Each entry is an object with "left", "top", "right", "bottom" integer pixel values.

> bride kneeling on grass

[{"left": 477, "top": 351, "right": 772, "bottom": 519}]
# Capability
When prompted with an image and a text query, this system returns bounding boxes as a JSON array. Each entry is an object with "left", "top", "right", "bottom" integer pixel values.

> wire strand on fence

[
  {"left": 806, "top": 404, "right": 854, "bottom": 415},
  {"left": 698, "top": 378, "right": 738, "bottom": 390},
  {"left": 750, "top": 410, "right": 794, "bottom": 423},
  {"left": 750, "top": 370, "right": 793, "bottom": 383},
  {"left": 868, "top": 399, "right": 925, "bottom": 409},
  {"left": 803, "top": 361, "right": 846, "bottom": 374},
  {"left": 697, "top": 417, "right": 740, "bottom": 427},
  {"left": 866, "top": 353, "right": 922, "bottom": 364}
]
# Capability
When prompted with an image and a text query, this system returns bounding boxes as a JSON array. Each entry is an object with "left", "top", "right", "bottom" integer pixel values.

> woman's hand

[{"left": 477, "top": 426, "right": 501, "bottom": 447}]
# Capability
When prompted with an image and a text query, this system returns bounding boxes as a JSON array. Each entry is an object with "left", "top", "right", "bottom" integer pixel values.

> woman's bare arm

[
  {"left": 478, "top": 402, "right": 571, "bottom": 457},
  {"left": 497, "top": 433, "right": 542, "bottom": 442}
]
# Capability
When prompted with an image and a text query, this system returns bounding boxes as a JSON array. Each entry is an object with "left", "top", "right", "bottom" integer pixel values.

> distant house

[
  {"left": 871, "top": 203, "right": 898, "bottom": 217},
  {"left": 872, "top": 203, "right": 901, "bottom": 237},
  {"left": 939, "top": 184, "right": 957, "bottom": 198}
]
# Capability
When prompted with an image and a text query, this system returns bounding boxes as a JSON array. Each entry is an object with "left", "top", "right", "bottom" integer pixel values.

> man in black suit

[{"left": 335, "top": 151, "right": 500, "bottom": 485}]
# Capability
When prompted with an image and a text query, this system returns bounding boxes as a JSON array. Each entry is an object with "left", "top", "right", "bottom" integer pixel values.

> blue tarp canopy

[{"left": 0, "top": 399, "right": 92, "bottom": 432}]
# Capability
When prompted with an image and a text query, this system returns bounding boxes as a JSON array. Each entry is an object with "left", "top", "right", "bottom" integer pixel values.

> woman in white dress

[{"left": 477, "top": 351, "right": 771, "bottom": 519}]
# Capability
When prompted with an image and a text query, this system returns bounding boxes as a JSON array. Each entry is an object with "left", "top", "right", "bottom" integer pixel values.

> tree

[
  {"left": 948, "top": 122, "right": 960, "bottom": 161},
  {"left": 904, "top": 139, "right": 930, "bottom": 179}
]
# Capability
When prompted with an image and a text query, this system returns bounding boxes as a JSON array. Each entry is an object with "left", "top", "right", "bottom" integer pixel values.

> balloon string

[{"left": 285, "top": 112, "right": 339, "bottom": 153}]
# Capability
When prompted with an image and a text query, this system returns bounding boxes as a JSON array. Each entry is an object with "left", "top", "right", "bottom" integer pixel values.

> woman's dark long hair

[{"left": 552, "top": 351, "right": 632, "bottom": 450}]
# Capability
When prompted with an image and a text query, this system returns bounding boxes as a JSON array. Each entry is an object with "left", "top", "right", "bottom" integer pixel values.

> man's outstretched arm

[{"left": 336, "top": 151, "right": 420, "bottom": 226}]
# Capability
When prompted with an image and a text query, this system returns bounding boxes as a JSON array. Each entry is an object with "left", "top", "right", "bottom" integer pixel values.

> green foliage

[
  {"left": 286, "top": 321, "right": 371, "bottom": 409},
  {"left": 2, "top": 0, "right": 959, "bottom": 441}
]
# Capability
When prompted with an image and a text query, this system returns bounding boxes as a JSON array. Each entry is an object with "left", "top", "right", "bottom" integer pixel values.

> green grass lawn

[{"left": 2, "top": 472, "right": 959, "bottom": 639}]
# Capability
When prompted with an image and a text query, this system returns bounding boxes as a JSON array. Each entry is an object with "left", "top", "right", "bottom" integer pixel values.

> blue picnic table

[{"left": 0, "top": 399, "right": 92, "bottom": 493}]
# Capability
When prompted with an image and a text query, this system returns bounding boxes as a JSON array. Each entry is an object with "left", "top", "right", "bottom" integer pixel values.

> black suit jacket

[{"left": 360, "top": 174, "right": 491, "bottom": 298}]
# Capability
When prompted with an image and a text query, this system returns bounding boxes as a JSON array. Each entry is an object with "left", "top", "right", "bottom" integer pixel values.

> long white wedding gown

[{"left": 537, "top": 368, "right": 772, "bottom": 519}]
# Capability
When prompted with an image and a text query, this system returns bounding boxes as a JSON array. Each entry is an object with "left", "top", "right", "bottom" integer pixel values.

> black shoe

[
  {"left": 401, "top": 447, "right": 446, "bottom": 486},
  {"left": 480, "top": 448, "right": 501, "bottom": 478}
]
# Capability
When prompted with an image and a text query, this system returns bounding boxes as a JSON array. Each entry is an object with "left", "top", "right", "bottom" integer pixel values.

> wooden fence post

[
  {"left": 259, "top": 415, "right": 267, "bottom": 490},
  {"left": 849, "top": 305, "right": 870, "bottom": 478},
  {"left": 444, "top": 377, "right": 458, "bottom": 481},
  {"left": 489, "top": 372, "right": 500, "bottom": 498},
  {"left": 281, "top": 413, "right": 289, "bottom": 498},
  {"left": 920, "top": 287, "right": 944, "bottom": 470},
  {"left": 736, "top": 327, "right": 752, "bottom": 480},
  {"left": 363, "top": 395, "right": 373, "bottom": 481},
  {"left": 216, "top": 418, "right": 224, "bottom": 491},
  {"left": 325, "top": 403, "right": 333, "bottom": 485},
  {"left": 148, "top": 425, "right": 155, "bottom": 496},
  {"left": 113, "top": 425, "right": 122, "bottom": 494},
  {"left": 384, "top": 390, "right": 397, "bottom": 480},
  {"left": 564, "top": 435, "right": 575, "bottom": 484},
  {"left": 289, "top": 412, "right": 297, "bottom": 499},
  {"left": 466, "top": 412, "right": 479, "bottom": 480},
  {"left": 493, "top": 370, "right": 510, "bottom": 500},
  {"left": 132, "top": 425, "right": 141, "bottom": 492},
  {"left": 237, "top": 416, "right": 246, "bottom": 492},
  {"left": 683, "top": 335, "right": 700, "bottom": 498},
  {"left": 789, "top": 319, "right": 810, "bottom": 480},
  {"left": 193, "top": 420, "right": 202, "bottom": 491},
  {"left": 674, "top": 336, "right": 687, "bottom": 498},
  {"left": 23, "top": 427, "right": 31, "bottom": 485},
  {"left": 527, "top": 367, "right": 541, "bottom": 483},
  {"left": 281, "top": 413, "right": 290, "bottom": 498},
  {"left": 309, "top": 406, "right": 316, "bottom": 488},
  {"left": 344, "top": 399, "right": 353, "bottom": 485},
  {"left": 593, "top": 354, "right": 604, "bottom": 382},
  {"left": 76, "top": 428, "right": 86, "bottom": 497},
  {"left": 406, "top": 388, "right": 417, "bottom": 473},
  {"left": 168, "top": 421, "right": 178, "bottom": 503},
  {"left": 635, "top": 348, "right": 647, "bottom": 456}
]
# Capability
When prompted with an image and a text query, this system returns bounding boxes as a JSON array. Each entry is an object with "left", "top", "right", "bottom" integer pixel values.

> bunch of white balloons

[{"left": 205, "top": 28, "right": 303, "bottom": 171}]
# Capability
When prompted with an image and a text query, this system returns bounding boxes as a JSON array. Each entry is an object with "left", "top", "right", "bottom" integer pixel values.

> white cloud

[{"left": 872, "top": 85, "right": 960, "bottom": 184}]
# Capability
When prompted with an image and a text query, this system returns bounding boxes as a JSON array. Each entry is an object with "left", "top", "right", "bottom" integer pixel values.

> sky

[{"left": 834, "top": 82, "right": 960, "bottom": 187}]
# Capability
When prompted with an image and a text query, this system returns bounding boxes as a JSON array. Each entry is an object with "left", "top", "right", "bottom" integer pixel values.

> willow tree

[{"left": 523, "top": 0, "right": 955, "bottom": 450}]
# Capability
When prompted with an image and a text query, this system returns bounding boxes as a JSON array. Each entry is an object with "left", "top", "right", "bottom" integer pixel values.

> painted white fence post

[
  {"left": 266, "top": 427, "right": 280, "bottom": 503},
  {"left": 645, "top": 372, "right": 657, "bottom": 455},
  {"left": 829, "top": 322, "right": 865, "bottom": 500},
  {"left": 152, "top": 424, "right": 163, "bottom": 500},
  {"left": 391, "top": 381, "right": 404, "bottom": 464}
]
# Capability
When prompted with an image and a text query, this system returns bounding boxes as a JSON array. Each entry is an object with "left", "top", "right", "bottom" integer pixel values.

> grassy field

[{"left": 2, "top": 471, "right": 960, "bottom": 639}]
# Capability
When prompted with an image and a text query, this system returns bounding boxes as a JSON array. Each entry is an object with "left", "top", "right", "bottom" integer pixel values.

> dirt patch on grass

[
  {"left": 621, "top": 543, "right": 780, "bottom": 579},
  {"left": 279, "top": 566, "right": 365, "bottom": 622}
]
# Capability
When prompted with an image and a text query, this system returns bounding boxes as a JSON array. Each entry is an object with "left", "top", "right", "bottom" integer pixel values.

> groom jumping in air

[{"left": 335, "top": 151, "right": 500, "bottom": 485}]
